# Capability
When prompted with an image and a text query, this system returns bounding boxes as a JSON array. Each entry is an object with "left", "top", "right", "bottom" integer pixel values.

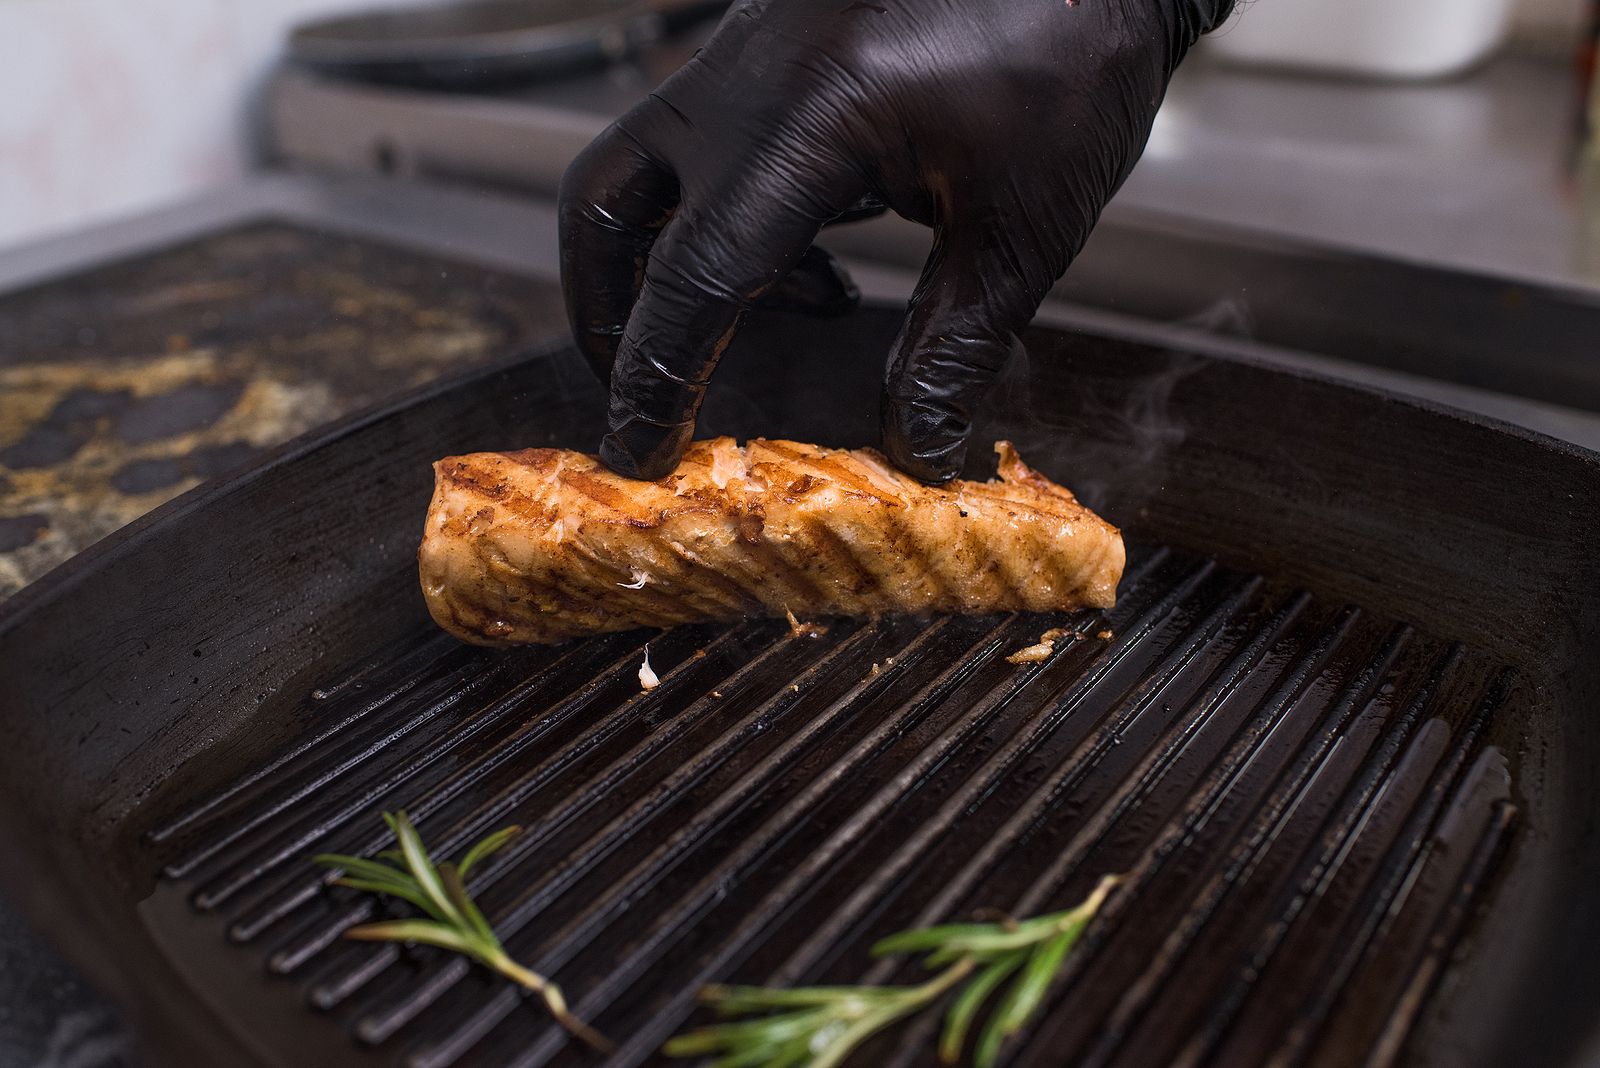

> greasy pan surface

[{"left": 0, "top": 306, "right": 1597, "bottom": 1068}]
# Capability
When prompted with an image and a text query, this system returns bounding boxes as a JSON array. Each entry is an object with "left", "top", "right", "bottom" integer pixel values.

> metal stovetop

[{"left": 264, "top": 19, "right": 1596, "bottom": 294}]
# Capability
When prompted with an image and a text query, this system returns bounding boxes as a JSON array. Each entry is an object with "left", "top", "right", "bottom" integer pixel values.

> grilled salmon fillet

[{"left": 419, "top": 438, "right": 1124, "bottom": 646}]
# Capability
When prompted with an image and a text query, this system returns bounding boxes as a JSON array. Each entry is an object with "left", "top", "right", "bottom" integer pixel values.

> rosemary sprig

[
  {"left": 314, "top": 811, "right": 612, "bottom": 1054},
  {"left": 665, "top": 874, "right": 1119, "bottom": 1068}
]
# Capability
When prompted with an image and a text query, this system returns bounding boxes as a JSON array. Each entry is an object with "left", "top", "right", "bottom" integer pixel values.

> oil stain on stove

[{"left": 0, "top": 221, "right": 564, "bottom": 601}]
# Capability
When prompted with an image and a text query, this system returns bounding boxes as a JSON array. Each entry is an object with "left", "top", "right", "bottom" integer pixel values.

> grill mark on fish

[
  {"left": 833, "top": 518, "right": 914, "bottom": 613},
  {"left": 496, "top": 447, "right": 563, "bottom": 474},
  {"left": 880, "top": 505, "right": 951, "bottom": 610},
  {"left": 556, "top": 535, "right": 699, "bottom": 623},
  {"left": 441, "top": 462, "right": 660, "bottom": 636},
  {"left": 435, "top": 458, "right": 508, "bottom": 501},
  {"left": 656, "top": 535, "right": 765, "bottom": 616},
  {"left": 592, "top": 531, "right": 744, "bottom": 621},
  {"left": 435, "top": 458, "right": 554, "bottom": 528},
  {"left": 802, "top": 515, "right": 883, "bottom": 605},
  {"left": 754, "top": 440, "right": 903, "bottom": 505},
  {"left": 741, "top": 516, "right": 829, "bottom": 611},
  {"left": 557, "top": 467, "right": 654, "bottom": 524},
  {"left": 967, "top": 490, "right": 1093, "bottom": 526},
  {"left": 502, "top": 556, "right": 612, "bottom": 636}
]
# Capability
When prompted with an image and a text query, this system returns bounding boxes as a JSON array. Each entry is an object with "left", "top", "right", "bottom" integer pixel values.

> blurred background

[{"left": 0, "top": 0, "right": 1594, "bottom": 261}]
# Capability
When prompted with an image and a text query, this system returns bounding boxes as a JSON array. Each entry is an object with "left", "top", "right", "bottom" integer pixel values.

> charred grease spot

[
  {"left": 0, "top": 387, "right": 134, "bottom": 468},
  {"left": 113, "top": 381, "right": 244, "bottom": 444},
  {"left": 0, "top": 425, "right": 90, "bottom": 468},
  {"left": 112, "top": 458, "right": 185, "bottom": 494},
  {"left": 54, "top": 387, "right": 135, "bottom": 422},
  {"left": 0, "top": 513, "right": 49, "bottom": 552},
  {"left": 188, "top": 441, "right": 258, "bottom": 478}
]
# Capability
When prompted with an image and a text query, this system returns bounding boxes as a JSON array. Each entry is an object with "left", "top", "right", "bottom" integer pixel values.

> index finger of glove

[{"left": 559, "top": 115, "right": 680, "bottom": 381}]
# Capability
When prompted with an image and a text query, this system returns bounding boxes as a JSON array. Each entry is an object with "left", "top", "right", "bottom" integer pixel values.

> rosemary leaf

[
  {"left": 315, "top": 853, "right": 427, "bottom": 892},
  {"left": 712, "top": 1040, "right": 813, "bottom": 1068},
  {"left": 327, "top": 876, "right": 444, "bottom": 920},
  {"left": 870, "top": 923, "right": 1014, "bottom": 957},
  {"left": 457, "top": 824, "right": 521, "bottom": 878},
  {"left": 911, "top": 915, "right": 1074, "bottom": 961},
  {"left": 974, "top": 930, "right": 1074, "bottom": 1068},
  {"left": 939, "top": 952, "right": 1025, "bottom": 1065},
  {"left": 341, "top": 919, "right": 477, "bottom": 954},
  {"left": 388, "top": 810, "right": 461, "bottom": 926},
  {"left": 438, "top": 862, "right": 496, "bottom": 944},
  {"left": 703, "top": 985, "right": 900, "bottom": 1014},
  {"left": 810, "top": 964, "right": 971, "bottom": 1068},
  {"left": 669, "top": 1009, "right": 833, "bottom": 1054}
]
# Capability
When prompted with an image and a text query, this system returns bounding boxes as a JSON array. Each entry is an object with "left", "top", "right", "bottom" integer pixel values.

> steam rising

[{"left": 981, "top": 333, "right": 1203, "bottom": 517}]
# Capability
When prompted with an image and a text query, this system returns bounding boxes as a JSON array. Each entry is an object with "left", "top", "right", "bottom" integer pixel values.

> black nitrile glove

[{"left": 559, "top": 0, "right": 1234, "bottom": 482}]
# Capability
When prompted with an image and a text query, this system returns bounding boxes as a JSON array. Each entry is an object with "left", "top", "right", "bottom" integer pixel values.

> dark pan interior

[{"left": 1, "top": 306, "right": 1597, "bottom": 1067}]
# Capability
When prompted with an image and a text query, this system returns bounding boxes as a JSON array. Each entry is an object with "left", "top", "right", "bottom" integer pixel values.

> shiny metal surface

[
  {"left": 1136, "top": 46, "right": 1589, "bottom": 290},
  {"left": 265, "top": 41, "right": 1592, "bottom": 292}
]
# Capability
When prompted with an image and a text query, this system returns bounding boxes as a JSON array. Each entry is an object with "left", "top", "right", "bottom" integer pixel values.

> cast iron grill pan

[
  {"left": 2, "top": 306, "right": 1598, "bottom": 1068},
  {"left": 143, "top": 546, "right": 1516, "bottom": 1068}
]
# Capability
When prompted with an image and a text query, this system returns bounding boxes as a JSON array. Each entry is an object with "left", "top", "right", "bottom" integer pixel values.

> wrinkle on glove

[{"left": 559, "top": 0, "right": 1237, "bottom": 481}]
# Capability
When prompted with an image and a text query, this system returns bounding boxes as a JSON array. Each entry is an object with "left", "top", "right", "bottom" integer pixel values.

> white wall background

[
  {"left": 0, "top": 0, "right": 1590, "bottom": 253},
  {"left": 0, "top": 0, "right": 424, "bottom": 251}
]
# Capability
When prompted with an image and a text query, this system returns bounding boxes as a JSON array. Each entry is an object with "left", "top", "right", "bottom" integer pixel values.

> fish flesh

[{"left": 419, "top": 438, "right": 1124, "bottom": 646}]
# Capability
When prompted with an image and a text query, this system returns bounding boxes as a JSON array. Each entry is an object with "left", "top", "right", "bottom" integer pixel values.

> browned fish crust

[{"left": 419, "top": 438, "right": 1125, "bottom": 646}]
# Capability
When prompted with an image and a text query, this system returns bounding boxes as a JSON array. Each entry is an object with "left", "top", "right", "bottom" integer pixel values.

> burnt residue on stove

[{"left": 0, "top": 221, "right": 565, "bottom": 600}]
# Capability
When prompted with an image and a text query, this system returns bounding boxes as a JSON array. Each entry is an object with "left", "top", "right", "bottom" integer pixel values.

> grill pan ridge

[{"left": 1, "top": 307, "right": 1598, "bottom": 1068}]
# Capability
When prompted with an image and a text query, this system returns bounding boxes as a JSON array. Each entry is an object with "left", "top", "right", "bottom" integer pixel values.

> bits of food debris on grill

[
  {"left": 1005, "top": 626, "right": 1074, "bottom": 665},
  {"left": 1006, "top": 643, "right": 1054, "bottom": 665},
  {"left": 1097, "top": 629, "right": 1113, "bottom": 641},
  {"left": 666, "top": 875, "right": 1120, "bottom": 1068},
  {"left": 785, "top": 606, "right": 829, "bottom": 639},
  {"left": 639, "top": 647, "right": 659, "bottom": 691},
  {"left": 313, "top": 812, "right": 611, "bottom": 1052}
]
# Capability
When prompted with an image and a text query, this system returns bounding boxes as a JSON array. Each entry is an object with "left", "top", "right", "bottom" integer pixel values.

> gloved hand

[{"left": 560, "top": 0, "right": 1234, "bottom": 482}]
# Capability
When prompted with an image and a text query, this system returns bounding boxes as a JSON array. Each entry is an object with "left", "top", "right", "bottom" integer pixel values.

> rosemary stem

[
  {"left": 490, "top": 952, "right": 615, "bottom": 1054},
  {"left": 1056, "top": 874, "right": 1120, "bottom": 934},
  {"left": 491, "top": 953, "right": 552, "bottom": 995},
  {"left": 913, "top": 957, "right": 978, "bottom": 1002}
]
